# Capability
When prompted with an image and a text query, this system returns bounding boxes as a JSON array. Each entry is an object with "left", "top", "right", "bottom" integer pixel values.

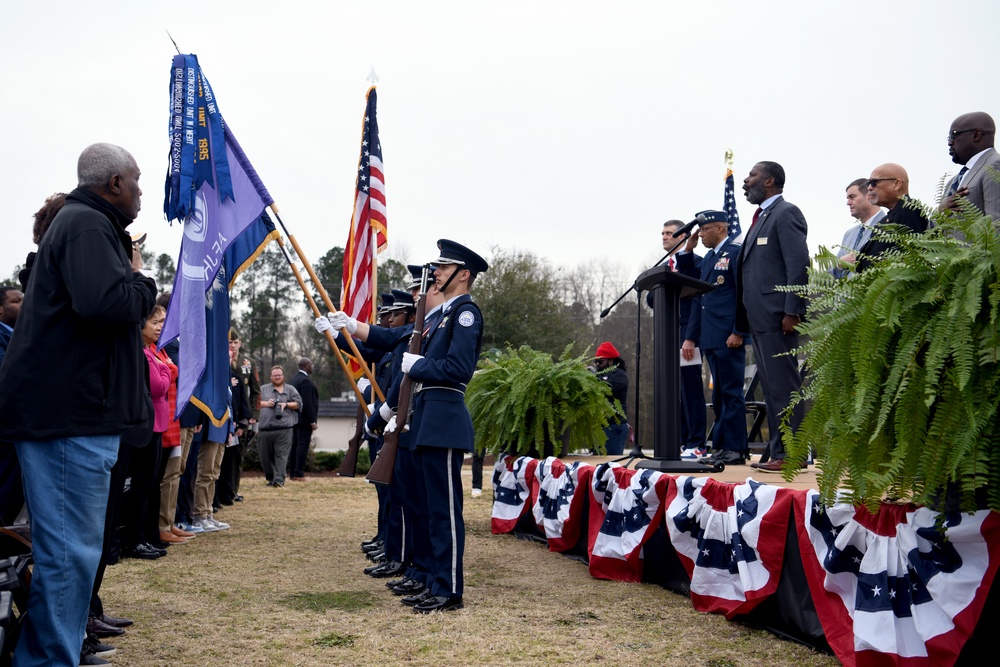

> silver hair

[{"left": 77, "top": 143, "right": 136, "bottom": 190}]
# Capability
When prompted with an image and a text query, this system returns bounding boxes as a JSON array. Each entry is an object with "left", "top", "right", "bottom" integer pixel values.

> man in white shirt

[{"left": 940, "top": 111, "right": 1000, "bottom": 220}]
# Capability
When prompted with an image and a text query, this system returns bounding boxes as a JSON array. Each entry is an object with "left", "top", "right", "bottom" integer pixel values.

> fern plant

[
  {"left": 466, "top": 345, "right": 617, "bottom": 456},
  {"left": 780, "top": 197, "right": 1000, "bottom": 512}
]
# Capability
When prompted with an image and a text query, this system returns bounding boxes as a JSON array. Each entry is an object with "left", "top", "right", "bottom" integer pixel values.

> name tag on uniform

[{"left": 757, "top": 237, "right": 768, "bottom": 245}]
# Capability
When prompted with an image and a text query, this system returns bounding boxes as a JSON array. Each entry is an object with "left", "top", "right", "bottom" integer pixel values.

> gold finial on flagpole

[{"left": 724, "top": 149, "right": 734, "bottom": 170}]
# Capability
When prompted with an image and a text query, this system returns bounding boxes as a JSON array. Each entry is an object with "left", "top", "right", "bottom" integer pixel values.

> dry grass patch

[{"left": 101, "top": 471, "right": 840, "bottom": 666}]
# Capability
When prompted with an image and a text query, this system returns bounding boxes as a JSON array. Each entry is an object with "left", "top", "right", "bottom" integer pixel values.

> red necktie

[
  {"left": 668, "top": 256, "right": 676, "bottom": 272},
  {"left": 748, "top": 207, "right": 763, "bottom": 234}
]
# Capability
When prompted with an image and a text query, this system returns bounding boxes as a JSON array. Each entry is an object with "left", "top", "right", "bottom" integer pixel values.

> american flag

[
  {"left": 723, "top": 167, "right": 742, "bottom": 239},
  {"left": 342, "top": 86, "right": 387, "bottom": 325}
]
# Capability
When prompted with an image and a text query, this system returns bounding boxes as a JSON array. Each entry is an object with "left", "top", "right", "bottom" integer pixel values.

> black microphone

[{"left": 671, "top": 214, "right": 707, "bottom": 238}]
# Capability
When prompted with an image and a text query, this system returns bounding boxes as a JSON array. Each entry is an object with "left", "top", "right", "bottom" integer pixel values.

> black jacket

[
  {"left": 289, "top": 370, "right": 319, "bottom": 426},
  {"left": 0, "top": 188, "right": 157, "bottom": 440},
  {"left": 856, "top": 197, "right": 929, "bottom": 272}
]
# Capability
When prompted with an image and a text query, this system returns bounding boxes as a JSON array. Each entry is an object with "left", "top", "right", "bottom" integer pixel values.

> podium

[{"left": 634, "top": 265, "right": 716, "bottom": 472}]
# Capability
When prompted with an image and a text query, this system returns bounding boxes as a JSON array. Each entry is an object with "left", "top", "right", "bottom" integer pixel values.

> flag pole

[
  {"left": 272, "top": 234, "right": 374, "bottom": 415},
  {"left": 269, "top": 203, "right": 386, "bottom": 403}
]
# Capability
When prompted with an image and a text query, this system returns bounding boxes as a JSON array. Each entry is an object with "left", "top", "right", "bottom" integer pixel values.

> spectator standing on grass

[{"left": 257, "top": 365, "right": 301, "bottom": 488}]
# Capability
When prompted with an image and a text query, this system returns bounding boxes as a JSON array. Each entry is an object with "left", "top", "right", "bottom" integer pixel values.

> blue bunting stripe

[{"left": 665, "top": 475, "right": 793, "bottom": 619}]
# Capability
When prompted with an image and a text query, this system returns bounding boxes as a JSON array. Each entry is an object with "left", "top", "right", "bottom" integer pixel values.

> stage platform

[{"left": 490, "top": 454, "right": 1000, "bottom": 667}]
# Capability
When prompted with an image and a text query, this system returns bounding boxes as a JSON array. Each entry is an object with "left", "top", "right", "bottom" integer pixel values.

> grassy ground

[{"left": 101, "top": 471, "right": 840, "bottom": 667}]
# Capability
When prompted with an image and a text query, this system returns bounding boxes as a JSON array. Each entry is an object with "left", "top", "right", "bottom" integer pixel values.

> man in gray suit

[
  {"left": 939, "top": 111, "right": 1000, "bottom": 220},
  {"left": 736, "top": 161, "right": 809, "bottom": 473},
  {"left": 832, "top": 178, "right": 884, "bottom": 279}
]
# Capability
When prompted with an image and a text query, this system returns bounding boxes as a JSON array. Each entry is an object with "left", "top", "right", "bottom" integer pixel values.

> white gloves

[
  {"left": 358, "top": 377, "right": 371, "bottom": 394},
  {"left": 401, "top": 352, "right": 423, "bottom": 374},
  {"left": 378, "top": 402, "right": 393, "bottom": 422},
  {"left": 384, "top": 415, "right": 398, "bottom": 434},
  {"left": 363, "top": 419, "right": 377, "bottom": 439},
  {"left": 314, "top": 316, "right": 336, "bottom": 336},
  {"left": 366, "top": 402, "right": 376, "bottom": 417},
  {"left": 327, "top": 311, "right": 358, "bottom": 334}
]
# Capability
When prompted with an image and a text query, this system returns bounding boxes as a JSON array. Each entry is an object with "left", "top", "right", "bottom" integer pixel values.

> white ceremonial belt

[{"left": 413, "top": 383, "right": 466, "bottom": 396}]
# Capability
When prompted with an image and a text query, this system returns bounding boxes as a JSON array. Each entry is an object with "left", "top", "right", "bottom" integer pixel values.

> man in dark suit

[
  {"left": 940, "top": 111, "right": 1000, "bottom": 220},
  {"left": 857, "top": 164, "right": 929, "bottom": 272},
  {"left": 736, "top": 161, "right": 809, "bottom": 473},
  {"left": 683, "top": 211, "right": 748, "bottom": 466},
  {"left": 288, "top": 357, "right": 319, "bottom": 481}
]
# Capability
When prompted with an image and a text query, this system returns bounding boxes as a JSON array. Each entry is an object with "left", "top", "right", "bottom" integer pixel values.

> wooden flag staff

[
  {"left": 269, "top": 203, "right": 386, "bottom": 403},
  {"left": 271, "top": 234, "right": 375, "bottom": 414}
]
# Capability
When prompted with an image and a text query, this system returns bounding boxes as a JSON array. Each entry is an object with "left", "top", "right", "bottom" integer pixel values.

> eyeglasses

[
  {"left": 867, "top": 178, "right": 897, "bottom": 188},
  {"left": 948, "top": 128, "right": 977, "bottom": 142}
]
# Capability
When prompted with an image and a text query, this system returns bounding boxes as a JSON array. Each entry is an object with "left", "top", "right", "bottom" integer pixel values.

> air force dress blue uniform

[
  {"left": 405, "top": 240, "right": 488, "bottom": 609},
  {"left": 685, "top": 212, "right": 748, "bottom": 457}
]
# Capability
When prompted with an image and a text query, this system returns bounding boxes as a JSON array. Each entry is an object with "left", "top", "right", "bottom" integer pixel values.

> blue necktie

[{"left": 947, "top": 166, "right": 969, "bottom": 196}]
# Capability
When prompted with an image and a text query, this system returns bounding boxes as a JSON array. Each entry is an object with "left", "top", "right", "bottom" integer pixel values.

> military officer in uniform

[
  {"left": 322, "top": 240, "right": 487, "bottom": 613},
  {"left": 682, "top": 211, "right": 749, "bottom": 466}
]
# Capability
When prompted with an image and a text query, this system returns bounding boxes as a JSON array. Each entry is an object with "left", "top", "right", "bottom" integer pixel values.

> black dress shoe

[
  {"left": 391, "top": 579, "right": 425, "bottom": 596},
  {"left": 87, "top": 616, "right": 126, "bottom": 637},
  {"left": 122, "top": 543, "right": 163, "bottom": 560},
  {"left": 369, "top": 561, "right": 406, "bottom": 578},
  {"left": 233, "top": 494, "right": 244, "bottom": 502},
  {"left": 386, "top": 576, "right": 410, "bottom": 589},
  {"left": 144, "top": 542, "right": 168, "bottom": 556},
  {"left": 413, "top": 595, "right": 463, "bottom": 613},
  {"left": 361, "top": 540, "right": 383, "bottom": 553},
  {"left": 100, "top": 613, "right": 134, "bottom": 628},
  {"left": 366, "top": 549, "right": 386, "bottom": 562},
  {"left": 212, "top": 503, "right": 222, "bottom": 513},
  {"left": 401, "top": 590, "right": 433, "bottom": 607},
  {"left": 699, "top": 449, "right": 745, "bottom": 466},
  {"left": 363, "top": 558, "right": 387, "bottom": 575}
]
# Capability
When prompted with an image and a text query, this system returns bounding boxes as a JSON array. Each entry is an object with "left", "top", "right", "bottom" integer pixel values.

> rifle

[
  {"left": 366, "top": 267, "right": 429, "bottom": 485},
  {"left": 337, "top": 402, "right": 366, "bottom": 477}
]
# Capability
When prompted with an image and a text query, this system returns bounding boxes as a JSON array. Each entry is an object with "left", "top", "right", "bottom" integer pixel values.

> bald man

[
  {"left": 940, "top": 111, "right": 1000, "bottom": 220},
  {"left": 857, "top": 163, "right": 929, "bottom": 272}
]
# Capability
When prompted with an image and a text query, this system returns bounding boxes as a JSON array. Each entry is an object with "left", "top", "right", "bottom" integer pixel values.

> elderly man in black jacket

[{"left": 0, "top": 143, "right": 156, "bottom": 666}]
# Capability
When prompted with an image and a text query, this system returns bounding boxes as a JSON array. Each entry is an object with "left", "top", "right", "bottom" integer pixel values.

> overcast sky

[{"left": 3, "top": 0, "right": 998, "bottom": 296}]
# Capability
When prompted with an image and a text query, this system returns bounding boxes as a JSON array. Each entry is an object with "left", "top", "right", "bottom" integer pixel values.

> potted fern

[
  {"left": 782, "top": 198, "right": 1000, "bottom": 512},
  {"left": 466, "top": 345, "right": 618, "bottom": 457}
]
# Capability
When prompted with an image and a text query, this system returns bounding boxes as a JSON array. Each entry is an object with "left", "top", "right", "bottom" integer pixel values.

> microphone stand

[{"left": 603, "top": 232, "right": 692, "bottom": 468}]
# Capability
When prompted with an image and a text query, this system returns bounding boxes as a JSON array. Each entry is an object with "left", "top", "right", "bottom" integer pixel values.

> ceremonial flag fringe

[
  {"left": 723, "top": 165, "right": 742, "bottom": 240},
  {"left": 160, "top": 54, "right": 278, "bottom": 424},
  {"left": 342, "top": 86, "right": 387, "bottom": 328}
]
